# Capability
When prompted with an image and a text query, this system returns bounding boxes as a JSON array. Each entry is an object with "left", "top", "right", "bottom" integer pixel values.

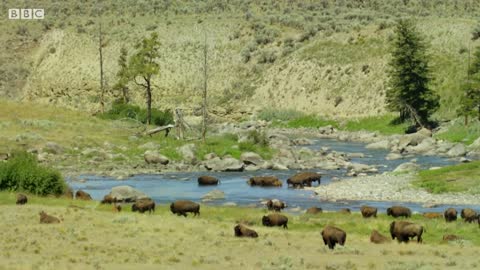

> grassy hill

[{"left": 1, "top": 0, "right": 480, "bottom": 120}]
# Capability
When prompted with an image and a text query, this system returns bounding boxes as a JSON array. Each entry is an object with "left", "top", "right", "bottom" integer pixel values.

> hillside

[{"left": 1, "top": 0, "right": 479, "bottom": 119}]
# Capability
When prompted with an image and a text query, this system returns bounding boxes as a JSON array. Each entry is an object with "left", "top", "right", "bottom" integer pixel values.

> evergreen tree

[
  {"left": 113, "top": 47, "right": 130, "bottom": 103},
  {"left": 128, "top": 33, "right": 161, "bottom": 125},
  {"left": 459, "top": 46, "right": 480, "bottom": 121},
  {"left": 387, "top": 19, "right": 439, "bottom": 128}
]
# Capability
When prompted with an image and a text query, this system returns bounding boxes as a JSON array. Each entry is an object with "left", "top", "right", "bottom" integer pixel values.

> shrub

[
  {"left": 254, "top": 27, "right": 279, "bottom": 45},
  {"left": 99, "top": 101, "right": 174, "bottom": 126},
  {"left": 258, "top": 50, "right": 277, "bottom": 64},
  {"left": 257, "top": 108, "right": 305, "bottom": 121},
  {"left": 0, "top": 152, "right": 65, "bottom": 196}
]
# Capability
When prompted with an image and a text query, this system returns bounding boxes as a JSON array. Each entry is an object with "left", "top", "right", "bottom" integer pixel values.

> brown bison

[
  {"left": 132, "top": 198, "right": 155, "bottom": 214},
  {"left": 306, "top": 207, "right": 323, "bottom": 214},
  {"left": 170, "top": 200, "right": 200, "bottom": 217},
  {"left": 234, "top": 224, "right": 258, "bottom": 238},
  {"left": 360, "top": 206, "right": 377, "bottom": 218},
  {"left": 266, "top": 199, "right": 287, "bottom": 212},
  {"left": 287, "top": 172, "right": 321, "bottom": 188},
  {"left": 321, "top": 226, "right": 347, "bottom": 250},
  {"left": 422, "top": 212, "right": 443, "bottom": 219},
  {"left": 370, "top": 230, "right": 390, "bottom": 244},
  {"left": 460, "top": 208, "right": 478, "bottom": 223},
  {"left": 75, "top": 190, "right": 92, "bottom": 201},
  {"left": 101, "top": 194, "right": 117, "bottom": 204},
  {"left": 247, "top": 176, "right": 282, "bottom": 187},
  {"left": 262, "top": 213, "right": 288, "bottom": 229},
  {"left": 16, "top": 193, "right": 28, "bottom": 205},
  {"left": 338, "top": 208, "right": 351, "bottom": 214},
  {"left": 198, "top": 175, "right": 219, "bottom": 186},
  {"left": 387, "top": 206, "right": 411, "bottom": 218},
  {"left": 444, "top": 208, "right": 457, "bottom": 222},
  {"left": 39, "top": 211, "right": 60, "bottom": 224},
  {"left": 390, "top": 221, "right": 423, "bottom": 243}
]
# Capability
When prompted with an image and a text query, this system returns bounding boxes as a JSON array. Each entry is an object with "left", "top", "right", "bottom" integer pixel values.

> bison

[
  {"left": 262, "top": 213, "right": 288, "bottom": 229},
  {"left": 75, "top": 190, "right": 92, "bottom": 201},
  {"left": 306, "top": 207, "right": 323, "bottom": 215},
  {"left": 460, "top": 208, "right": 478, "bottom": 223},
  {"left": 422, "top": 212, "right": 443, "bottom": 219},
  {"left": 247, "top": 176, "right": 282, "bottom": 187},
  {"left": 321, "top": 226, "right": 346, "bottom": 250},
  {"left": 113, "top": 204, "right": 122, "bottom": 212},
  {"left": 390, "top": 221, "right": 423, "bottom": 243},
  {"left": 170, "top": 200, "right": 200, "bottom": 217},
  {"left": 198, "top": 175, "right": 219, "bottom": 186},
  {"left": 39, "top": 211, "right": 60, "bottom": 224},
  {"left": 16, "top": 193, "right": 28, "bottom": 205},
  {"left": 132, "top": 198, "right": 155, "bottom": 214},
  {"left": 234, "top": 224, "right": 258, "bottom": 238},
  {"left": 370, "top": 230, "right": 390, "bottom": 244},
  {"left": 444, "top": 208, "right": 457, "bottom": 222},
  {"left": 387, "top": 206, "right": 411, "bottom": 218},
  {"left": 266, "top": 199, "right": 287, "bottom": 212},
  {"left": 360, "top": 206, "right": 377, "bottom": 218},
  {"left": 101, "top": 194, "right": 117, "bottom": 204},
  {"left": 287, "top": 172, "right": 321, "bottom": 188}
]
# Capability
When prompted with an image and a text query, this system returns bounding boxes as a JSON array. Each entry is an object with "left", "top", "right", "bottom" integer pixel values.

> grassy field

[
  {"left": 0, "top": 192, "right": 479, "bottom": 269},
  {"left": 413, "top": 161, "right": 480, "bottom": 194}
]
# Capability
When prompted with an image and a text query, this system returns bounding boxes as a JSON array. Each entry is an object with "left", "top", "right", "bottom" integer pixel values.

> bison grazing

[
  {"left": 170, "top": 200, "right": 200, "bottom": 217},
  {"left": 360, "top": 206, "right": 377, "bottom": 218},
  {"left": 262, "top": 213, "right": 288, "bottom": 229},
  {"left": 101, "top": 194, "right": 117, "bottom": 204},
  {"left": 39, "top": 211, "right": 60, "bottom": 224},
  {"left": 287, "top": 172, "right": 321, "bottom": 188},
  {"left": 390, "top": 221, "right": 424, "bottom": 243},
  {"left": 16, "top": 193, "right": 28, "bottom": 205},
  {"left": 321, "top": 226, "right": 346, "bottom": 250},
  {"left": 444, "top": 208, "right": 457, "bottom": 222},
  {"left": 198, "top": 175, "right": 219, "bottom": 186},
  {"left": 75, "top": 190, "right": 92, "bottom": 201},
  {"left": 234, "top": 224, "right": 258, "bottom": 238},
  {"left": 387, "top": 206, "right": 411, "bottom": 218},
  {"left": 266, "top": 199, "right": 287, "bottom": 212},
  {"left": 338, "top": 208, "right": 351, "bottom": 214},
  {"left": 460, "top": 208, "right": 478, "bottom": 223},
  {"left": 247, "top": 176, "right": 282, "bottom": 187},
  {"left": 422, "top": 212, "right": 443, "bottom": 219},
  {"left": 370, "top": 230, "right": 390, "bottom": 244},
  {"left": 132, "top": 198, "right": 155, "bottom": 214},
  {"left": 306, "top": 207, "right": 323, "bottom": 215}
]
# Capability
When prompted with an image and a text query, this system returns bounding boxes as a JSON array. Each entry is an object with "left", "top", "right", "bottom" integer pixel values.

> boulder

[
  {"left": 292, "top": 138, "right": 314, "bottom": 146},
  {"left": 416, "top": 128, "right": 432, "bottom": 137},
  {"left": 203, "top": 153, "right": 218, "bottom": 160},
  {"left": 44, "top": 142, "right": 64, "bottom": 154},
  {"left": 177, "top": 143, "right": 197, "bottom": 164},
  {"left": 393, "top": 162, "right": 420, "bottom": 173},
  {"left": 366, "top": 140, "right": 389, "bottom": 150},
  {"left": 204, "top": 157, "right": 244, "bottom": 172},
  {"left": 386, "top": 153, "right": 402, "bottom": 160},
  {"left": 108, "top": 185, "right": 149, "bottom": 202},
  {"left": 346, "top": 153, "right": 365, "bottom": 158},
  {"left": 202, "top": 189, "right": 225, "bottom": 201},
  {"left": 318, "top": 125, "right": 335, "bottom": 135},
  {"left": 410, "top": 138, "right": 436, "bottom": 153},
  {"left": 240, "top": 152, "right": 264, "bottom": 166},
  {"left": 346, "top": 163, "right": 378, "bottom": 173},
  {"left": 271, "top": 162, "right": 288, "bottom": 170},
  {"left": 447, "top": 143, "right": 467, "bottom": 157},
  {"left": 144, "top": 151, "right": 169, "bottom": 165},
  {"left": 398, "top": 133, "right": 427, "bottom": 149}
]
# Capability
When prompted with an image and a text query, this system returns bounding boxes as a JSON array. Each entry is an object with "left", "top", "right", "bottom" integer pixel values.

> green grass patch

[
  {"left": 413, "top": 161, "right": 480, "bottom": 194},
  {"left": 435, "top": 120, "right": 480, "bottom": 145},
  {"left": 195, "top": 133, "right": 273, "bottom": 160},
  {"left": 343, "top": 115, "right": 409, "bottom": 135},
  {"left": 98, "top": 101, "right": 174, "bottom": 127}
]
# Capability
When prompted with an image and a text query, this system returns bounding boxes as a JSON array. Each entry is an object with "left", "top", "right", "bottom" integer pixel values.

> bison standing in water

[
  {"left": 170, "top": 200, "right": 200, "bottom": 217},
  {"left": 444, "top": 208, "right": 457, "bottom": 222},
  {"left": 321, "top": 226, "right": 347, "bottom": 250},
  {"left": 198, "top": 176, "right": 219, "bottom": 186},
  {"left": 247, "top": 176, "right": 282, "bottom": 187},
  {"left": 234, "top": 224, "right": 258, "bottom": 238},
  {"left": 16, "top": 194, "right": 28, "bottom": 205},
  {"left": 287, "top": 172, "right": 321, "bottom": 188}
]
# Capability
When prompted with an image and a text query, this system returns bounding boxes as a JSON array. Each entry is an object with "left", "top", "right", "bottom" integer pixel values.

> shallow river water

[{"left": 68, "top": 138, "right": 480, "bottom": 213}]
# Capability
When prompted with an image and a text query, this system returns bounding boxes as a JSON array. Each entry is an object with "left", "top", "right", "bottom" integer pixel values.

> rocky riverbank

[{"left": 309, "top": 173, "right": 480, "bottom": 206}]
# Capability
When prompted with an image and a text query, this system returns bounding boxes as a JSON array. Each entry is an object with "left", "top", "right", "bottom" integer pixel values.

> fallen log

[{"left": 144, "top": 124, "right": 175, "bottom": 137}]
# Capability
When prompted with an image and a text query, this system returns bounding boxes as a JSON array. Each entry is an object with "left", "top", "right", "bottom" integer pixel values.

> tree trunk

[
  {"left": 201, "top": 33, "right": 208, "bottom": 143},
  {"left": 146, "top": 78, "right": 152, "bottom": 125},
  {"left": 99, "top": 22, "right": 105, "bottom": 113},
  {"left": 465, "top": 115, "right": 469, "bottom": 126},
  {"left": 122, "top": 86, "right": 129, "bottom": 103}
]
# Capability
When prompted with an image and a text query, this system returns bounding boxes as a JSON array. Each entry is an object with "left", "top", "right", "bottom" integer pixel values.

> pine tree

[
  {"left": 113, "top": 47, "right": 130, "bottom": 103},
  {"left": 460, "top": 46, "right": 480, "bottom": 121},
  {"left": 387, "top": 19, "right": 439, "bottom": 128}
]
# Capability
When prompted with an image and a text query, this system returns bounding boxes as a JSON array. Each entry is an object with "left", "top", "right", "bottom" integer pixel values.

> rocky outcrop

[
  {"left": 177, "top": 143, "right": 197, "bottom": 164},
  {"left": 240, "top": 152, "right": 264, "bottom": 166},
  {"left": 108, "top": 185, "right": 149, "bottom": 202},
  {"left": 203, "top": 157, "right": 244, "bottom": 172}
]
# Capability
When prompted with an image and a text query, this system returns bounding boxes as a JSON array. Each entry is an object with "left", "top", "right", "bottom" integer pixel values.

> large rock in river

[
  {"left": 447, "top": 143, "right": 467, "bottom": 157},
  {"left": 204, "top": 157, "right": 244, "bottom": 172},
  {"left": 393, "top": 162, "right": 420, "bottom": 173},
  {"left": 108, "top": 185, "right": 149, "bottom": 202},
  {"left": 202, "top": 189, "right": 225, "bottom": 201}
]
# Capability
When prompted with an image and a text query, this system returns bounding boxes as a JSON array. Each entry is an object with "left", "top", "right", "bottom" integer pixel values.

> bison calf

[
  {"left": 387, "top": 206, "right": 411, "bottom": 218},
  {"left": 170, "top": 200, "right": 200, "bottom": 217},
  {"left": 39, "top": 211, "right": 60, "bottom": 224},
  {"left": 444, "top": 208, "right": 457, "bottom": 222},
  {"left": 321, "top": 226, "right": 346, "bottom": 250},
  {"left": 262, "top": 213, "right": 288, "bottom": 229},
  {"left": 234, "top": 224, "right": 258, "bottom": 238},
  {"left": 132, "top": 198, "right": 155, "bottom": 214},
  {"left": 16, "top": 193, "right": 28, "bottom": 205},
  {"left": 360, "top": 205, "right": 377, "bottom": 218},
  {"left": 422, "top": 212, "right": 442, "bottom": 219}
]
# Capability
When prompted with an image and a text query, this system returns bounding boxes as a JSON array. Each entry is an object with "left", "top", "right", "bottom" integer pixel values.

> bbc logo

[{"left": 9, "top": 9, "right": 44, "bottom": 20}]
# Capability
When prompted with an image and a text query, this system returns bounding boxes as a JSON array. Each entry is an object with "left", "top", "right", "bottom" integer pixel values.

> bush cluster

[
  {"left": 99, "top": 101, "right": 174, "bottom": 126},
  {"left": 0, "top": 152, "right": 65, "bottom": 196}
]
